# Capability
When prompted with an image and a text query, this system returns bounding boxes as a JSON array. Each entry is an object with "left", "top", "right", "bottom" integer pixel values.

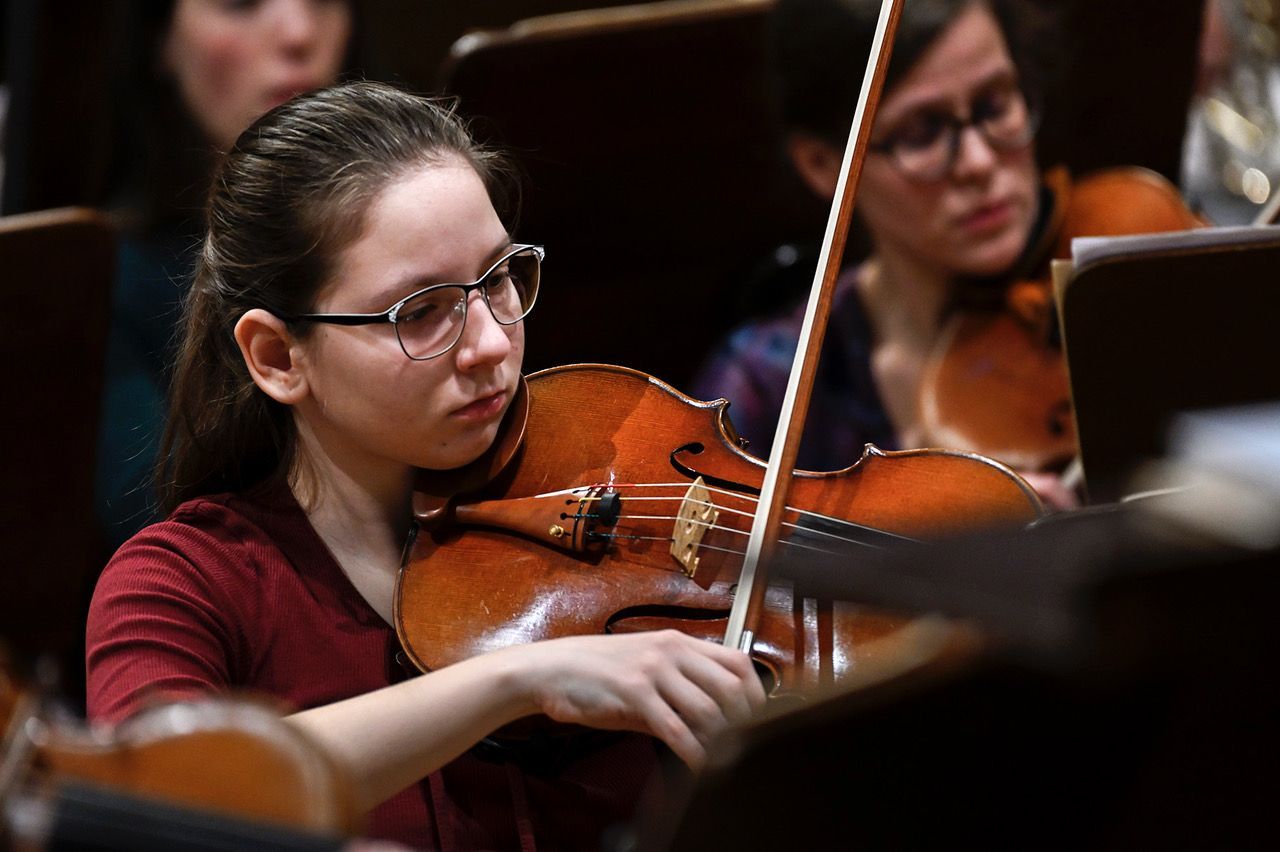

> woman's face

[
  {"left": 163, "top": 0, "right": 351, "bottom": 151},
  {"left": 858, "top": 2, "right": 1038, "bottom": 278},
  {"left": 296, "top": 161, "right": 526, "bottom": 474}
]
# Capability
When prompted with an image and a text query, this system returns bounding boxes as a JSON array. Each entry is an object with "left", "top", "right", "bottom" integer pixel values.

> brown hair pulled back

[
  {"left": 772, "top": 0, "right": 1048, "bottom": 146},
  {"left": 157, "top": 81, "right": 515, "bottom": 513}
]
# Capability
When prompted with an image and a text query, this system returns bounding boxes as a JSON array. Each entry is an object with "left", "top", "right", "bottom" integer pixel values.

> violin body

[
  {"left": 919, "top": 167, "right": 1204, "bottom": 472},
  {"left": 397, "top": 364, "right": 1042, "bottom": 696}
]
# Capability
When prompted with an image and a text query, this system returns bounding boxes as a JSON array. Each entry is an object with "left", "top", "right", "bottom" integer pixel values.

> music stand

[{"left": 1058, "top": 225, "right": 1280, "bottom": 504}]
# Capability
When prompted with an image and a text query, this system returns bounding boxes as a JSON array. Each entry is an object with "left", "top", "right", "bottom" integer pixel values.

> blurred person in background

[
  {"left": 692, "top": 0, "right": 1200, "bottom": 509},
  {"left": 97, "top": 0, "right": 354, "bottom": 550}
]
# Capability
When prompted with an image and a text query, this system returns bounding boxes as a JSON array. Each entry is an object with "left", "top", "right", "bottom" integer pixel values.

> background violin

[
  {"left": 918, "top": 167, "right": 1205, "bottom": 473},
  {"left": 1, "top": 657, "right": 360, "bottom": 850}
]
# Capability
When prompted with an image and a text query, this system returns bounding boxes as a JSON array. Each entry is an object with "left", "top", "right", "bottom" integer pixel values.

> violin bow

[{"left": 723, "top": 0, "right": 904, "bottom": 653}]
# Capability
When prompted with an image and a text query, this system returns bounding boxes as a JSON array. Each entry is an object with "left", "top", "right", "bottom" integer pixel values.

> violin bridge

[{"left": 671, "top": 477, "right": 718, "bottom": 578}]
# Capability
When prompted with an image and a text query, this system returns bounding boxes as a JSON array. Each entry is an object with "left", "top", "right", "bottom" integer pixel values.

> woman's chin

[
  {"left": 418, "top": 424, "right": 503, "bottom": 472},
  {"left": 954, "top": 233, "right": 1027, "bottom": 278}
]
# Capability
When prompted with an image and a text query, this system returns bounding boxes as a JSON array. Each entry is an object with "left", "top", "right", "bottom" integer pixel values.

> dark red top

[{"left": 86, "top": 480, "right": 659, "bottom": 850}]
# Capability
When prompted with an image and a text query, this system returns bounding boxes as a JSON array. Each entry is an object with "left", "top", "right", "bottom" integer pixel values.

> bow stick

[{"left": 724, "top": 0, "right": 905, "bottom": 652}]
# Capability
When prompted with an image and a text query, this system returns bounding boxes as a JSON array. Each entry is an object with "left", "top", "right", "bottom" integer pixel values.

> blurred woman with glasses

[
  {"left": 693, "top": 0, "right": 1199, "bottom": 508},
  {"left": 86, "top": 81, "right": 765, "bottom": 849}
]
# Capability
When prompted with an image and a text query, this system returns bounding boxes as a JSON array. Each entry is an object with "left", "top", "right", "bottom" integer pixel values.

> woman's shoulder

[
  {"left": 85, "top": 485, "right": 307, "bottom": 721},
  {"left": 691, "top": 265, "right": 869, "bottom": 410},
  {"left": 100, "top": 482, "right": 305, "bottom": 596},
  {"left": 711, "top": 267, "right": 866, "bottom": 362}
]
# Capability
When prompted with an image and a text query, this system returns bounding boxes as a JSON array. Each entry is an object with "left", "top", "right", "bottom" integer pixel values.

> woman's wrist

[{"left": 479, "top": 643, "right": 550, "bottom": 722}]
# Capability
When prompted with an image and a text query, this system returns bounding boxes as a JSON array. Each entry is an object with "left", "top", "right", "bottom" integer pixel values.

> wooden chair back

[
  {"left": 440, "top": 0, "right": 824, "bottom": 390},
  {"left": 0, "top": 208, "right": 114, "bottom": 666}
]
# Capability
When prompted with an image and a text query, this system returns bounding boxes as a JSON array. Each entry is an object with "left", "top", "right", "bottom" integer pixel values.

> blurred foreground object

[
  {"left": 638, "top": 426, "right": 1280, "bottom": 849},
  {"left": 2, "top": 656, "right": 360, "bottom": 851}
]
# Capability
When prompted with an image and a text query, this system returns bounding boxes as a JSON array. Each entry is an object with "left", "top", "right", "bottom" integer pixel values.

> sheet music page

[{"left": 1071, "top": 224, "right": 1280, "bottom": 270}]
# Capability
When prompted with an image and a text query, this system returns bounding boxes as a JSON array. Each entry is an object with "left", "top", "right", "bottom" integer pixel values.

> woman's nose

[
  {"left": 951, "top": 123, "right": 999, "bottom": 180},
  {"left": 269, "top": 0, "right": 323, "bottom": 55},
  {"left": 454, "top": 292, "right": 514, "bottom": 371}
]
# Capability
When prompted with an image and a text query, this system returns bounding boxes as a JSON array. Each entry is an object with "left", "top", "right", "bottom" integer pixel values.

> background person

[
  {"left": 97, "top": 0, "right": 354, "bottom": 550},
  {"left": 694, "top": 0, "right": 1198, "bottom": 508}
]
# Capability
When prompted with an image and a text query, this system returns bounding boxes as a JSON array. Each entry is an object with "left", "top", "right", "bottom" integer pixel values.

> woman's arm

[
  {"left": 90, "top": 516, "right": 765, "bottom": 815},
  {"left": 287, "top": 630, "right": 765, "bottom": 813}
]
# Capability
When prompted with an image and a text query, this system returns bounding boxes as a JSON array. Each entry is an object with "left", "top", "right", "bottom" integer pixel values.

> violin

[
  {"left": 1, "top": 657, "right": 361, "bottom": 850},
  {"left": 394, "top": 364, "right": 1042, "bottom": 697},
  {"left": 919, "top": 167, "right": 1204, "bottom": 472}
]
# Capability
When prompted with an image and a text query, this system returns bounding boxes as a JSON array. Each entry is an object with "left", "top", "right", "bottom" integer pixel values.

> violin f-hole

[{"left": 670, "top": 442, "right": 762, "bottom": 496}]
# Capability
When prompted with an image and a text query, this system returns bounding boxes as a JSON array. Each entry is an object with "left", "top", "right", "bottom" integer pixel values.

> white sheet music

[{"left": 1071, "top": 224, "right": 1280, "bottom": 269}]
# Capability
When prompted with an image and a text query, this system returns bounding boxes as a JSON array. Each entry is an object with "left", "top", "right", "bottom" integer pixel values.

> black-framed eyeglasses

[
  {"left": 284, "top": 244, "right": 543, "bottom": 361},
  {"left": 869, "top": 84, "right": 1039, "bottom": 181}
]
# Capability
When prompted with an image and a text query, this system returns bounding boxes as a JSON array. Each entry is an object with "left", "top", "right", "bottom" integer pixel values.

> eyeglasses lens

[
  {"left": 485, "top": 249, "right": 540, "bottom": 323},
  {"left": 395, "top": 289, "right": 467, "bottom": 360},
  {"left": 891, "top": 89, "right": 1035, "bottom": 179},
  {"left": 979, "top": 90, "right": 1032, "bottom": 147},
  {"left": 394, "top": 247, "right": 541, "bottom": 360}
]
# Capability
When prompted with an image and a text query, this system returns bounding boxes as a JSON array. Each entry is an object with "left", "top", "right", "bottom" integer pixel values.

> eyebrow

[
  {"left": 370, "top": 235, "right": 516, "bottom": 309},
  {"left": 879, "top": 67, "right": 1020, "bottom": 125}
]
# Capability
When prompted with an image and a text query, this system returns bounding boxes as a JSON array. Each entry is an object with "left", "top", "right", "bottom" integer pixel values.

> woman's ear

[
  {"left": 787, "top": 132, "right": 843, "bottom": 201},
  {"left": 234, "top": 309, "right": 310, "bottom": 405}
]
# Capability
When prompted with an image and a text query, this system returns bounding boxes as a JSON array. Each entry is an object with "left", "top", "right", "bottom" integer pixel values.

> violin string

[
  {"left": 611, "top": 511, "right": 860, "bottom": 557},
  {"left": 549, "top": 482, "right": 917, "bottom": 543},
  {"left": 607, "top": 512, "right": 885, "bottom": 551},
  {"left": 610, "top": 514, "right": 748, "bottom": 535},
  {"left": 588, "top": 533, "right": 676, "bottom": 544},
  {"left": 586, "top": 531, "right": 840, "bottom": 558},
  {"left": 605, "top": 494, "right": 758, "bottom": 521}
]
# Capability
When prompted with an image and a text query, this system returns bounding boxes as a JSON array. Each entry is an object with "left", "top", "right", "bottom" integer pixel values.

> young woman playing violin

[
  {"left": 86, "top": 81, "right": 766, "bottom": 850},
  {"left": 694, "top": 0, "right": 1200, "bottom": 508}
]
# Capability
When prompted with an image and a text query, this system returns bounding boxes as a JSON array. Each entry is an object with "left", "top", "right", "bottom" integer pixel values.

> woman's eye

[
  {"left": 974, "top": 88, "right": 1014, "bottom": 121},
  {"left": 484, "top": 268, "right": 514, "bottom": 290},
  {"left": 400, "top": 292, "right": 455, "bottom": 323},
  {"left": 892, "top": 116, "right": 947, "bottom": 152},
  {"left": 400, "top": 303, "right": 437, "bottom": 323}
]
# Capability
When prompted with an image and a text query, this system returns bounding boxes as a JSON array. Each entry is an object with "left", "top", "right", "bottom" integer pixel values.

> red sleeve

[{"left": 85, "top": 508, "right": 254, "bottom": 722}]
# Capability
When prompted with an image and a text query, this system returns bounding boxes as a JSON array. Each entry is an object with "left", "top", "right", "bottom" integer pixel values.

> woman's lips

[
  {"left": 959, "top": 199, "right": 1015, "bottom": 233},
  {"left": 451, "top": 391, "right": 507, "bottom": 422}
]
